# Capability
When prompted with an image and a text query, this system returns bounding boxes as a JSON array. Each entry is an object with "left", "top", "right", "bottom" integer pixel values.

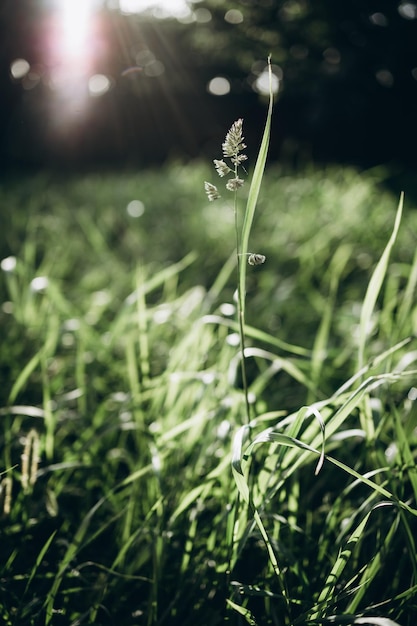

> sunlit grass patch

[{"left": 0, "top": 147, "right": 417, "bottom": 624}]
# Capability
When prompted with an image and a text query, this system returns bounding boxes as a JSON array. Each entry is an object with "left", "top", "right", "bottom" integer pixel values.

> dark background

[{"left": 1, "top": 0, "right": 417, "bottom": 173}]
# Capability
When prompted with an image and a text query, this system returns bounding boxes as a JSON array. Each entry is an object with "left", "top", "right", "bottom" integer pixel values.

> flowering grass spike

[
  {"left": 205, "top": 119, "right": 249, "bottom": 202},
  {"left": 226, "top": 177, "right": 245, "bottom": 192},
  {"left": 213, "top": 159, "right": 232, "bottom": 177},
  {"left": 204, "top": 181, "right": 221, "bottom": 202},
  {"left": 248, "top": 253, "right": 266, "bottom": 266},
  {"left": 222, "top": 118, "right": 247, "bottom": 164},
  {"left": 204, "top": 120, "right": 266, "bottom": 268}
]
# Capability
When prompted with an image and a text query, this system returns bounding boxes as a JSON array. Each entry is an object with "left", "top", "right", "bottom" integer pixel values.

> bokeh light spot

[
  {"left": 375, "top": 69, "right": 394, "bottom": 87},
  {"left": 224, "top": 9, "right": 244, "bottom": 24},
  {"left": 30, "top": 276, "right": 49, "bottom": 293},
  {"left": 88, "top": 74, "right": 112, "bottom": 96},
  {"left": 219, "top": 303, "right": 236, "bottom": 317},
  {"left": 369, "top": 12, "right": 388, "bottom": 26},
  {"left": 127, "top": 200, "right": 145, "bottom": 217},
  {"left": 226, "top": 333, "right": 240, "bottom": 347},
  {"left": 254, "top": 68, "right": 280, "bottom": 95},
  {"left": 144, "top": 60, "right": 165, "bottom": 77},
  {"left": 2, "top": 302, "right": 14, "bottom": 315},
  {"left": 136, "top": 49, "right": 155, "bottom": 66},
  {"left": 398, "top": 2, "right": 417, "bottom": 19},
  {"left": 408, "top": 387, "right": 417, "bottom": 401},
  {"left": 10, "top": 59, "right": 30, "bottom": 80},
  {"left": 207, "top": 76, "right": 230, "bottom": 96},
  {"left": 194, "top": 8, "right": 212, "bottom": 23},
  {"left": 1, "top": 256, "right": 17, "bottom": 273},
  {"left": 22, "top": 69, "right": 42, "bottom": 90}
]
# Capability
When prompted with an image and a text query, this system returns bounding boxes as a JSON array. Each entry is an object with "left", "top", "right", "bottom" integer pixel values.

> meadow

[{"left": 1, "top": 126, "right": 417, "bottom": 625}]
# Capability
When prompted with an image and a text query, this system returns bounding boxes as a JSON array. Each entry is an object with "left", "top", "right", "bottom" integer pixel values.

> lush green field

[{"left": 1, "top": 159, "right": 417, "bottom": 625}]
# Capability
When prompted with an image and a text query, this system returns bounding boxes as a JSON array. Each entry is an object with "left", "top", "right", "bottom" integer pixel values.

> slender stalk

[
  {"left": 204, "top": 71, "right": 275, "bottom": 618},
  {"left": 233, "top": 177, "right": 252, "bottom": 427}
]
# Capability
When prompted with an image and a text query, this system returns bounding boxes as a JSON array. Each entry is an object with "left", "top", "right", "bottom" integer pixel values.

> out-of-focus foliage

[
  {"left": 1, "top": 0, "right": 417, "bottom": 169},
  {"left": 189, "top": 0, "right": 417, "bottom": 92},
  {"left": 186, "top": 0, "right": 417, "bottom": 165}
]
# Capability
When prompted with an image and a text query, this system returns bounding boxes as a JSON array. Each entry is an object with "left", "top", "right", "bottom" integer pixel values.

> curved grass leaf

[
  {"left": 239, "top": 57, "right": 274, "bottom": 319},
  {"left": 358, "top": 193, "right": 404, "bottom": 371}
]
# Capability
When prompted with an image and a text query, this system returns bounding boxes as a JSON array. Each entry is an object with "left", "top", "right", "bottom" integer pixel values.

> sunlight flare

[
  {"left": 58, "top": 0, "right": 94, "bottom": 62},
  {"left": 119, "top": 0, "right": 192, "bottom": 18}
]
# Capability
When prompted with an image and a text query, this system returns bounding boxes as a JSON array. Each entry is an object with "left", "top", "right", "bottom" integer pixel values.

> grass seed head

[
  {"left": 222, "top": 118, "right": 247, "bottom": 162},
  {"left": 226, "top": 177, "right": 245, "bottom": 192},
  {"left": 204, "top": 181, "right": 221, "bottom": 201},
  {"left": 213, "top": 159, "right": 232, "bottom": 177},
  {"left": 248, "top": 253, "right": 266, "bottom": 266},
  {"left": 0, "top": 477, "right": 12, "bottom": 515},
  {"left": 21, "top": 429, "right": 40, "bottom": 492}
]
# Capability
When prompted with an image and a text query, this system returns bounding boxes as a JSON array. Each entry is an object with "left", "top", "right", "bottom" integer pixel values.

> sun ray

[
  {"left": 60, "top": 0, "right": 94, "bottom": 61},
  {"left": 118, "top": 0, "right": 192, "bottom": 19}
]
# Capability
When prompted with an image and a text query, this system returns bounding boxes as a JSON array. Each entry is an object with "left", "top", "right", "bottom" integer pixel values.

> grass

[{"left": 1, "top": 126, "right": 417, "bottom": 623}]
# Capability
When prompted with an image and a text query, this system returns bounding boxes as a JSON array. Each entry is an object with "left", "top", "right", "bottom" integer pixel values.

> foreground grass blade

[
  {"left": 238, "top": 58, "right": 274, "bottom": 319},
  {"left": 309, "top": 502, "right": 394, "bottom": 620},
  {"left": 226, "top": 598, "right": 257, "bottom": 625},
  {"left": 358, "top": 192, "right": 404, "bottom": 371},
  {"left": 24, "top": 530, "right": 57, "bottom": 595},
  {"left": 345, "top": 513, "right": 400, "bottom": 614},
  {"left": 231, "top": 424, "right": 291, "bottom": 621}
]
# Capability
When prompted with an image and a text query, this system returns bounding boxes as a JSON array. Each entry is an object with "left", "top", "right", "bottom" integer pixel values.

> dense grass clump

[{"left": 1, "top": 153, "right": 417, "bottom": 624}]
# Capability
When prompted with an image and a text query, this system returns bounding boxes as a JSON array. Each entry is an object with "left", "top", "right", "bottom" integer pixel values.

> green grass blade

[
  {"left": 309, "top": 503, "right": 400, "bottom": 621},
  {"left": 395, "top": 242, "right": 417, "bottom": 334},
  {"left": 309, "top": 616, "right": 403, "bottom": 625},
  {"left": 226, "top": 598, "right": 258, "bottom": 625},
  {"left": 231, "top": 424, "right": 291, "bottom": 616},
  {"left": 394, "top": 405, "right": 417, "bottom": 501},
  {"left": 309, "top": 508, "right": 374, "bottom": 619},
  {"left": 231, "top": 425, "right": 251, "bottom": 503},
  {"left": 239, "top": 58, "right": 274, "bottom": 317},
  {"left": 24, "top": 530, "right": 57, "bottom": 594},
  {"left": 44, "top": 495, "right": 110, "bottom": 624},
  {"left": 345, "top": 513, "right": 400, "bottom": 614},
  {"left": 203, "top": 314, "right": 311, "bottom": 356},
  {"left": 8, "top": 352, "right": 41, "bottom": 405},
  {"left": 358, "top": 192, "right": 404, "bottom": 370},
  {"left": 324, "top": 454, "right": 417, "bottom": 516}
]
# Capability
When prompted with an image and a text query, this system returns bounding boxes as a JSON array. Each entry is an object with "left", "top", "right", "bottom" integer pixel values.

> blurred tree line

[
  {"left": 0, "top": 0, "right": 416, "bottom": 171},
  {"left": 194, "top": 0, "right": 417, "bottom": 168}
]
